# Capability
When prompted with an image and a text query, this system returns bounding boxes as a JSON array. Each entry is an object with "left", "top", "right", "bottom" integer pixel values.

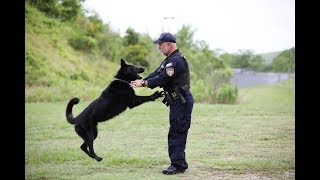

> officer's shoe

[{"left": 162, "top": 165, "right": 185, "bottom": 175}]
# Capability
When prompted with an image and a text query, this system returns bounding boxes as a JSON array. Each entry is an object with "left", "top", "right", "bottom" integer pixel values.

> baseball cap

[{"left": 153, "top": 32, "right": 176, "bottom": 44}]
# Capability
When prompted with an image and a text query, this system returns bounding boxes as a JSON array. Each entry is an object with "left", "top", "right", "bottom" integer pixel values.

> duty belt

[
  {"left": 170, "top": 92, "right": 178, "bottom": 98},
  {"left": 162, "top": 84, "right": 189, "bottom": 106}
]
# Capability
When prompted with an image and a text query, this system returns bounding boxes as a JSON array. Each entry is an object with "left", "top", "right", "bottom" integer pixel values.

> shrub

[
  {"left": 124, "top": 44, "right": 149, "bottom": 67},
  {"left": 217, "top": 84, "right": 238, "bottom": 104},
  {"left": 191, "top": 79, "right": 211, "bottom": 103},
  {"left": 68, "top": 35, "right": 98, "bottom": 53}
]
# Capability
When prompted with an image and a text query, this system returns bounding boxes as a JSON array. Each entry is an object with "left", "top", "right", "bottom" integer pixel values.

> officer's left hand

[{"left": 130, "top": 80, "right": 142, "bottom": 88}]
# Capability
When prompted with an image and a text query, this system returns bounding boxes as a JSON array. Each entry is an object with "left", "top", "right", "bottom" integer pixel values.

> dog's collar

[{"left": 114, "top": 78, "right": 130, "bottom": 85}]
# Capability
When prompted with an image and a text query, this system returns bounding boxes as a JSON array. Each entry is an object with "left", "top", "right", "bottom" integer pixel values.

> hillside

[
  {"left": 25, "top": 5, "right": 122, "bottom": 102},
  {"left": 25, "top": 3, "right": 253, "bottom": 104}
]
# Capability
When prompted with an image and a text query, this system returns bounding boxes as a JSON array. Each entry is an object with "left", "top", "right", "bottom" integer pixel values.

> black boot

[{"left": 162, "top": 165, "right": 185, "bottom": 175}]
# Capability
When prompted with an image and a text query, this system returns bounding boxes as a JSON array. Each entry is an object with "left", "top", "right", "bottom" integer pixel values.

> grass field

[{"left": 25, "top": 80, "right": 295, "bottom": 179}]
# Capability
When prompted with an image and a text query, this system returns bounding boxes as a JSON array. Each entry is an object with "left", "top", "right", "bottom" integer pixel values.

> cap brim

[{"left": 153, "top": 39, "right": 162, "bottom": 44}]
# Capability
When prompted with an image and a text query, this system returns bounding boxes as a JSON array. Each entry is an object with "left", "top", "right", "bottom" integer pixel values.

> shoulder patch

[
  {"left": 166, "top": 67, "right": 174, "bottom": 76},
  {"left": 166, "top": 62, "right": 173, "bottom": 67}
]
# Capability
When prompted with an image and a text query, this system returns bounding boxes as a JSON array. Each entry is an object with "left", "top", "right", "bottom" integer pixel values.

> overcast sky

[{"left": 82, "top": 0, "right": 295, "bottom": 54}]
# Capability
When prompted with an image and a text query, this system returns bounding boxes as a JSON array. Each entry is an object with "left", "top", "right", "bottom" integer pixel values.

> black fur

[{"left": 66, "top": 59, "right": 163, "bottom": 161}]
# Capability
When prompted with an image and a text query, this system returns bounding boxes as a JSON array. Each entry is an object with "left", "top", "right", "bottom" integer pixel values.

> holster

[
  {"left": 162, "top": 85, "right": 189, "bottom": 106},
  {"left": 174, "top": 87, "right": 186, "bottom": 104},
  {"left": 162, "top": 92, "right": 173, "bottom": 107}
]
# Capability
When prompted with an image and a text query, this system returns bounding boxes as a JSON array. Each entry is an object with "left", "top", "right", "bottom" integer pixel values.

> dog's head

[{"left": 114, "top": 59, "right": 145, "bottom": 82}]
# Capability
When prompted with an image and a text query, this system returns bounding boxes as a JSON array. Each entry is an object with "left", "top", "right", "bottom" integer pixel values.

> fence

[{"left": 230, "top": 69, "right": 293, "bottom": 88}]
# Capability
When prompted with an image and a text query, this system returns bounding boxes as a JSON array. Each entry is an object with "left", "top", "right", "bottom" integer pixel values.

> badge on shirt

[
  {"left": 165, "top": 62, "right": 174, "bottom": 76},
  {"left": 166, "top": 67, "right": 174, "bottom": 76}
]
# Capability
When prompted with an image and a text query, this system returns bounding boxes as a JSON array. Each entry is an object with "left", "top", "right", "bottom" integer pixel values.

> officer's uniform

[{"left": 144, "top": 49, "right": 194, "bottom": 171}]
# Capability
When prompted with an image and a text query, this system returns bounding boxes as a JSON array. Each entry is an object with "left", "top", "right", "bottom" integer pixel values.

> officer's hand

[{"left": 130, "top": 80, "right": 142, "bottom": 88}]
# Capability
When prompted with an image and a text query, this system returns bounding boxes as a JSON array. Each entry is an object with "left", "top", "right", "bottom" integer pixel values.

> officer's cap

[{"left": 153, "top": 32, "right": 176, "bottom": 44}]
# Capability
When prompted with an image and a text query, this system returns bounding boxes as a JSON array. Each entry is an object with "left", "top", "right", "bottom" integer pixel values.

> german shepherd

[{"left": 66, "top": 59, "right": 163, "bottom": 161}]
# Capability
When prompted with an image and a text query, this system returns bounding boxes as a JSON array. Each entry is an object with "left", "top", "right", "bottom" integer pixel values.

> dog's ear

[{"left": 120, "top": 59, "right": 126, "bottom": 66}]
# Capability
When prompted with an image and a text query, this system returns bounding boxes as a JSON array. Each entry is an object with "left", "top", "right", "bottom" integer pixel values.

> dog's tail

[{"left": 66, "top": 97, "right": 80, "bottom": 125}]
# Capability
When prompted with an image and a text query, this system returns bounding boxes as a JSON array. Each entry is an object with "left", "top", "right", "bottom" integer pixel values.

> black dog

[{"left": 66, "top": 59, "right": 163, "bottom": 161}]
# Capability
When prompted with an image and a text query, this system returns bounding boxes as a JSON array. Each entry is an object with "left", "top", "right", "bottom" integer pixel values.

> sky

[{"left": 82, "top": 0, "right": 295, "bottom": 54}]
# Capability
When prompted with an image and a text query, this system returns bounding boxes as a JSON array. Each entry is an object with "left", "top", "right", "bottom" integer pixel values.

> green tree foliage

[
  {"left": 139, "top": 35, "right": 163, "bottom": 73},
  {"left": 173, "top": 25, "right": 235, "bottom": 103},
  {"left": 124, "top": 27, "right": 140, "bottom": 46},
  {"left": 123, "top": 28, "right": 149, "bottom": 67},
  {"left": 59, "top": 0, "right": 84, "bottom": 20},
  {"left": 101, "top": 31, "right": 124, "bottom": 62},
  {"left": 68, "top": 14, "right": 125, "bottom": 59},
  {"left": 220, "top": 50, "right": 265, "bottom": 71},
  {"left": 25, "top": 3, "right": 238, "bottom": 104},
  {"left": 85, "top": 15, "right": 106, "bottom": 38},
  {"left": 272, "top": 47, "right": 295, "bottom": 73},
  {"left": 248, "top": 55, "right": 265, "bottom": 71},
  {"left": 233, "top": 50, "right": 252, "bottom": 68},
  {"left": 124, "top": 44, "right": 149, "bottom": 67},
  {"left": 68, "top": 35, "right": 98, "bottom": 53},
  {"left": 26, "top": 0, "right": 84, "bottom": 21},
  {"left": 220, "top": 53, "right": 236, "bottom": 67},
  {"left": 26, "top": 0, "right": 59, "bottom": 16},
  {"left": 211, "top": 68, "right": 233, "bottom": 98},
  {"left": 175, "top": 25, "right": 196, "bottom": 49}
]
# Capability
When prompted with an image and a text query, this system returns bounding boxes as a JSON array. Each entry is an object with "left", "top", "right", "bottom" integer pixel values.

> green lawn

[{"left": 25, "top": 80, "right": 295, "bottom": 179}]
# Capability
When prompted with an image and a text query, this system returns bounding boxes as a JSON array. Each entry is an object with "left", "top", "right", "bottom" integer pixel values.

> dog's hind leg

[
  {"left": 86, "top": 128, "right": 102, "bottom": 162},
  {"left": 93, "top": 125, "right": 98, "bottom": 140},
  {"left": 80, "top": 142, "right": 90, "bottom": 155},
  {"left": 75, "top": 125, "right": 102, "bottom": 161},
  {"left": 75, "top": 125, "right": 91, "bottom": 156}
]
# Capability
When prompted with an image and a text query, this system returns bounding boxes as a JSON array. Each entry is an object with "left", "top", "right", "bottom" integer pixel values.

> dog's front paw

[{"left": 151, "top": 91, "right": 164, "bottom": 100}]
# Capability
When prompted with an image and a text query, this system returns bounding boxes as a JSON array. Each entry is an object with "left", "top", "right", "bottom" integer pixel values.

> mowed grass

[{"left": 25, "top": 80, "right": 295, "bottom": 179}]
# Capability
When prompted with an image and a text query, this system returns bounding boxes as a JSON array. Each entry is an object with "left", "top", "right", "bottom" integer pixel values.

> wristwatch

[{"left": 141, "top": 80, "right": 146, "bottom": 87}]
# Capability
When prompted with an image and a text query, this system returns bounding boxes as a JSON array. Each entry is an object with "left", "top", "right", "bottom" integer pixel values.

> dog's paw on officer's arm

[{"left": 151, "top": 91, "right": 164, "bottom": 100}]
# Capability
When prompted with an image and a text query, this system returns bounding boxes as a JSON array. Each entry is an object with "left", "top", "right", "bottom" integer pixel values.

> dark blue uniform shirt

[{"left": 144, "top": 49, "right": 190, "bottom": 92}]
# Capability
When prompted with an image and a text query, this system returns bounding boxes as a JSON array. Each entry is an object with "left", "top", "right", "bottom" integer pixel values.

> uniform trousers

[{"left": 168, "top": 92, "right": 194, "bottom": 170}]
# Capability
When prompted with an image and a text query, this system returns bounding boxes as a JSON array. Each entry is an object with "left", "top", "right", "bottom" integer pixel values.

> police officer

[{"left": 130, "top": 32, "right": 194, "bottom": 175}]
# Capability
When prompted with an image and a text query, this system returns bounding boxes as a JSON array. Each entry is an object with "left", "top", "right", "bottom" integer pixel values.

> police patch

[
  {"left": 166, "top": 63, "right": 173, "bottom": 67},
  {"left": 166, "top": 67, "right": 174, "bottom": 76}
]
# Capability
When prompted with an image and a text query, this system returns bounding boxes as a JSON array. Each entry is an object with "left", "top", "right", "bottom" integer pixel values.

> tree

[
  {"left": 272, "top": 47, "right": 295, "bottom": 73},
  {"left": 124, "top": 28, "right": 139, "bottom": 46},
  {"left": 27, "top": 0, "right": 60, "bottom": 16},
  {"left": 234, "top": 50, "right": 253, "bottom": 69},
  {"left": 59, "top": 0, "right": 84, "bottom": 21},
  {"left": 26, "top": 0, "right": 84, "bottom": 21},
  {"left": 220, "top": 53, "right": 236, "bottom": 68},
  {"left": 124, "top": 44, "right": 149, "bottom": 67},
  {"left": 175, "top": 25, "right": 196, "bottom": 49},
  {"left": 248, "top": 55, "right": 264, "bottom": 71}
]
